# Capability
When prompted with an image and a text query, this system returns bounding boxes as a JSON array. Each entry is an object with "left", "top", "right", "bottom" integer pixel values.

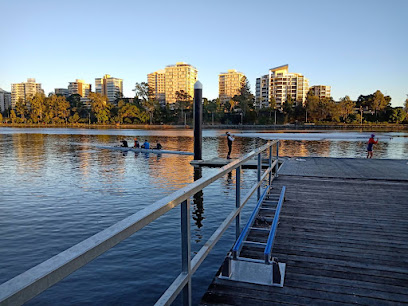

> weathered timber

[{"left": 201, "top": 157, "right": 408, "bottom": 305}]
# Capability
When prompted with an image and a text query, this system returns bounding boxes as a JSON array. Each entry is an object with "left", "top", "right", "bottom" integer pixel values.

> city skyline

[{"left": 1, "top": 0, "right": 407, "bottom": 107}]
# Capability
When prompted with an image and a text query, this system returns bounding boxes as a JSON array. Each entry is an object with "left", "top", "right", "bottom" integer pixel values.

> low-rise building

[
  {"left": 310, "top": 85, "right": 331, "bottom": 99},
  {"left": 55, "top": 88, "right": 70, "bottom": 97}
]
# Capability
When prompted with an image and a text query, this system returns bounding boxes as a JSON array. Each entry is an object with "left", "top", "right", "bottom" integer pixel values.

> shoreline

[{"left": 1, "top": 123, "right": 407, "bottom": 131}]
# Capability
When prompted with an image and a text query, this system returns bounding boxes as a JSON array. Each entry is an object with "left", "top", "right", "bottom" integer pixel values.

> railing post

[
  {"left": 257, "top": 153, "right": 261, "bottom": 200},
  {"left": 235, "top": 166, "right": 241, "bottom": 240},
  {"left": 181, "top": 199, "right": 191, "bottom": 306},
  {"left": 275, "top": 142, "right": 279, "bottom": 178},
  {"left": 268, "top": 145, "right": 272, "bottom": 186}
]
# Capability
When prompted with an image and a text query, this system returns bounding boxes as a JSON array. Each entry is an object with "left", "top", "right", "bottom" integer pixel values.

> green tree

[
  {"left": 232, "top": 77, "right": 254, "bottom": 123},
  {"left": 404, "top": 95, "right": 408, "bottom": 113},
  {"left": 371, "top": 90, "right": 387, "bottom": 117},
  {"left": 15, "top": 98, "right": 28, "bottom": 122},
  {"left": 10, "top": 110, "right": 17, "bottom": 123},
  {"left": 339, "top": 96, "right": 355, "bottom": 122},
  {"left": 89, "top": 92, "right": 111, "bottom": 124},
  {"left": 305, "top": 92, "right": 319, "bottom": 122},
  {"left": 390, "top": 107, "right": 406, "bottom": 123},
  {"left": 175, "top": 90, "right": 192, "bottom": 124},
  {"left": 283, "top": 94, "right": 294, "bottom": 122},
  {"left": 28, "top": 93, "right": 46, "bottom": 123}
]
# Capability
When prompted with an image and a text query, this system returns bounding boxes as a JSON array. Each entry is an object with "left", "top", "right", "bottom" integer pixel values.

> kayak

[{"left": 98, "top": 146, "right": 194, "bottom": 156}]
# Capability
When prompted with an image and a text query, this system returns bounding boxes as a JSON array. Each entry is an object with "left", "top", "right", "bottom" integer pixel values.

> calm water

[{"left": 0, "top": 127, "right": 407, "bottom": 305}]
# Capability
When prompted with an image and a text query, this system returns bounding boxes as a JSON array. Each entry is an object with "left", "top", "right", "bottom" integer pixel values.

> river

[{"left": 0, "top": 127, "right": 407, "bottom": 305}]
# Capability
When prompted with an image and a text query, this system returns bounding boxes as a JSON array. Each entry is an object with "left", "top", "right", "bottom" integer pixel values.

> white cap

[{"left": 194, "top": 80, "right": 203, "bottom": 90}]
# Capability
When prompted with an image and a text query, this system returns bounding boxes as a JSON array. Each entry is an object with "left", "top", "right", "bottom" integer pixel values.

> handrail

[
  {"left": 0, "top": 140, "right": 280, "bottom": 306},
  {"left": 264, "top": 186, "right": 286, "bottom": 264},
  {"left": 232, "top": 186, "right": 269, "bottom": 258}
]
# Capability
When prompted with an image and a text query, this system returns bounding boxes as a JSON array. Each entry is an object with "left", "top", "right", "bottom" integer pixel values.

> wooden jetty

[{"left": 201, "top": 157, "right": 408, "bottom": 305}]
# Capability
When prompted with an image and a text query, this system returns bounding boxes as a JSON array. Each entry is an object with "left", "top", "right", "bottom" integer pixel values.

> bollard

[{"left": 194, "top": 81, "right": 203, "bottom": 160}]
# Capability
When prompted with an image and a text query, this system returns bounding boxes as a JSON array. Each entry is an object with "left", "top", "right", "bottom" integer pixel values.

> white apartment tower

[
  {"left": 255, "top": 65, "right": 309, "bottom": 109},
  {"left": 219, "top": 69, "right": 246, "bottom": 105},
  {"left": 11, "top": 78, "right": 44, "bottom": 108},
  {"left": 95, "top": 74, "right": 123, "bottom": 103}
]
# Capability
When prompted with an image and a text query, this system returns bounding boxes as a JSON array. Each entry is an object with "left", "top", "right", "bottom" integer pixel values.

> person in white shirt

[{"left": 226, "top": 132, "right": 235, "bottom": 159}]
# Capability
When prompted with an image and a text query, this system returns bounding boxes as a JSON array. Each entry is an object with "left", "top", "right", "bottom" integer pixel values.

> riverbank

[{"left": 1, "top": 123, "right": 407, "bottom": 131}]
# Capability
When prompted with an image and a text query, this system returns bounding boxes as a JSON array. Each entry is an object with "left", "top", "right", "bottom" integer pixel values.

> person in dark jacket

[{"left": 226, "top": 132, "right": 235, "bottom": 159}]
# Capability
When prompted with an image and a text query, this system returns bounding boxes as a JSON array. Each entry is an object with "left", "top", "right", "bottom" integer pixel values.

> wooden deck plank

[{"left": 201, "top": 158, "right": 408, "bottom": 305}]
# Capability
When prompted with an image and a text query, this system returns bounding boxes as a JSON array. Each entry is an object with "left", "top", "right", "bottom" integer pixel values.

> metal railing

[{"left": 0, "top": 140, "right": 280, "bottom": 306}]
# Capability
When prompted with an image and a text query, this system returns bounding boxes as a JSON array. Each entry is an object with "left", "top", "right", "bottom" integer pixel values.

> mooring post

[{"left": 194, "top": 81, "right": 203, "bottom": 160}]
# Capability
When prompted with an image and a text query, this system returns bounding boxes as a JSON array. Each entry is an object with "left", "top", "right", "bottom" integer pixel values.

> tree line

[{"left": 1, "top": 81, "right": 407, "bottom": 125}]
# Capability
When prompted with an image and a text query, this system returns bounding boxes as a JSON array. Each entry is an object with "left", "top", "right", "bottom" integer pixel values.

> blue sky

[{"left": 1, "top": 0, "right": 407, "bottom": 106}]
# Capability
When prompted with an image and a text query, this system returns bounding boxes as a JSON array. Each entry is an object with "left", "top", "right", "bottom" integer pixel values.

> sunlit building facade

[
  {"left": 11, "top": 78, "right": 44, "bottom": 108},
  {"left": 148, "top": 62, "right": 198, "bottom": 106},
  {"left": 255, "top": 65, "right": 309, "bottom": 109},
  {"left": 68, "top": 80, "right": 91, "bottom": 97},
  {"left": 310, "top": 85, "right": 331, "bottom": 99},
  {"left": 95, "top": 74, "right": 123, "bottom": 103},
  {"left": 219, "top": 69, "right": 245, "bottom": 105},
  {"left": 0, "top": 88, "right": 12, "bottom": 112},
  {"left": 147, "top": 69, "right": 166, "bottom": 104}
]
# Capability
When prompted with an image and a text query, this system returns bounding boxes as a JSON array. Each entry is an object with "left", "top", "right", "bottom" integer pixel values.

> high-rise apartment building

[
  {"left": 148, "top": 62, "right": 198, "bottom": 106},
  {"left": 219, "top": 69, "right": 246, "bottom": 104},
  {"left": 95, "top": 74, "right": 123, "bottom": 103},
  {"left": 55, "top": 88, "right": 70, "bottom": 97},
  {"left": 255, "top": 75, "right": 270, "bottom": 109},
  {"left": 0, "top": 88, "right": 11, "bottom": 112},
  {"left": 255, "top": 65, "right": 309, "bottom": 109},
  {"left": 68, "top": 80, "right": 91, "bottom": 97},
  {"left": 310, "top": 85, "right": 331, "bottom": 99},
  {"left": 147, "top": 69, "right": 166, "bottom": 103},
  {"left": 11, "top": 78, "right": 44, "bottom": 108}
]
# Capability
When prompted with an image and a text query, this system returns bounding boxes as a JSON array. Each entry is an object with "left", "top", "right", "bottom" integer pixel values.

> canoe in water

[{"left": 98, "top": 146, "right": 194, "bottom": 156}]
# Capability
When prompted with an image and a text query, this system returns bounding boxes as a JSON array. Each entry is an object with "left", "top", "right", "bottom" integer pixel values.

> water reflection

[{"left": 192, "top": 167, "right": 204, "bottom": 243}]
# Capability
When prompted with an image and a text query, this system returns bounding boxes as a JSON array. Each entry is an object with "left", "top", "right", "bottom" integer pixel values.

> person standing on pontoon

[{"left": 226, "top": 132, "right": 235, "bottom": 159}]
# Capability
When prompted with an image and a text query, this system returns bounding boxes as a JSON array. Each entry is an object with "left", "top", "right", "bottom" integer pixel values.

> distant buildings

[
  {"left": 147, "top": 69, "right": 166, "bottom": 104},
  {"left": 310, "top": 85, "right": 331, "bottom": 99},
  {"left": 55, "top": 88, "right": 70, "bottom": 97},
  {"left": 256, "top": 65, "right": 309, "bottom": 109},
  {"left": 0, "top": 88, "right": 11, "bottom": 112},
  {"left": 11, "top": 78, "right": 44, "bottom": 108},
  {"left": 218, "top": 69, "right": 246, "bottom": 105},
  {"left": 68, "top": 80, "right": 91, "bottom": 97},
  {"left": 95, "top": 74, "right": 123, "bottom": 103},
  {"left": 148, "top": 62, "right": 198, "bottom": 106}
]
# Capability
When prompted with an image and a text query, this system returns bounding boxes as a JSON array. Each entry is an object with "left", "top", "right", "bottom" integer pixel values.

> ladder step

[
  {"left": 243, "top": 241, "right": 267, "bottom": 247},
  {"left": 249, "top": 227, "right": 270, "bottom": 232},
  {"left": 260, "top": 207, "right": 276, "bottom": 211}
]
